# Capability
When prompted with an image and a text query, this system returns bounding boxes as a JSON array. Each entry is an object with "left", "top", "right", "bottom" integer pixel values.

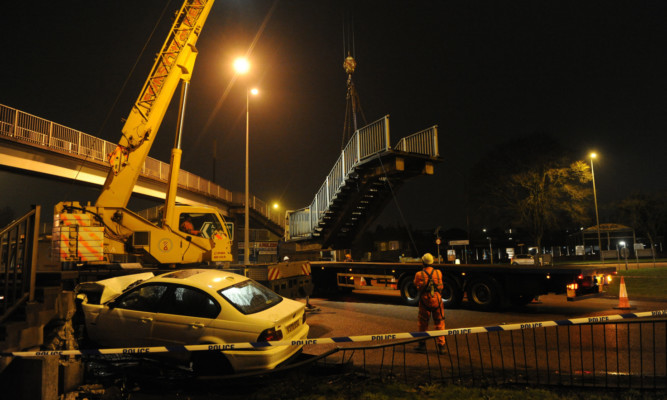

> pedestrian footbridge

[
  {"left": 0, "top": 103, "right": 284, "bottom": 236},
  {"left": 285, "top": 115, "right": 441, "bottom": 249},
  {"left": 0, "top": 105, "right": 440, "bottom": 248}
]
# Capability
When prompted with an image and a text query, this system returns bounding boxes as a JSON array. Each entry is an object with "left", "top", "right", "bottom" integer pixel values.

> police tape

[{"left": 2, "top": 309, "right": 666, "bottom": 358}]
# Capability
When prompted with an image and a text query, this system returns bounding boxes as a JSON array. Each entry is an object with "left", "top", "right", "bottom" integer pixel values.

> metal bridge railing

[
  {"left": 286, "top": 116, "right": 390, "bottom": 239},
  {"left": 0, "top": 206, "right": 41, "bottom": 324},
  {"left": 286, "top": 117, "right": 440, "bottom": 240},
  {"left": 395, "top": 125, "right": 439, "bottom": 157},
  {"left": 0, "top": 103, "right": 282, "bottom": 228}
]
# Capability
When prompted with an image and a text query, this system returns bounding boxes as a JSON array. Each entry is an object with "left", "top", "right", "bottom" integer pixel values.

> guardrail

[
  {"left": 395, "top": 125, "right": 439, "bottom": 156},
  {"left": 323, "top": 317, "right": 667, "bottom": 390},
  {"left": 286, "top": 117, "right": 439, "bottom": 240},
  {"left": 0, "top": 104, "right": 283, "bottom": 228},
  {"left": 5, "top": 310, "right": 664, "bottom": 391},
  {"left": 0, "top": 206, "right": 40, "bottom": 324}
]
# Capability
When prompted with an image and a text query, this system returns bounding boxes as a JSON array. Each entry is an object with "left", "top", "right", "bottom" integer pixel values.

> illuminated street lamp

[
  {"left": 589, "top": 152, "right": 603, "bottom": 260},
  {"left": 234, "top": 57, "right": 258, "bottom": 264},
  {"left": 233, "top": 57, "right": 250, "bottom": 74},
  {"left": 270, "top": 202, "right": 280, "bottom": 225}
]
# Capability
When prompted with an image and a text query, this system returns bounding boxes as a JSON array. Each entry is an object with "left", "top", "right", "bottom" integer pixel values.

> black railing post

[
  {"left": 556, "top": 326, "right": 562, "bottom": 386},
  {"left": 603, "top": 323, "right": 608, "bottom": 388}
]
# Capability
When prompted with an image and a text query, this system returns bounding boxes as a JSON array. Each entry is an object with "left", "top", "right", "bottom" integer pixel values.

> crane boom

[
  {"left": 96, "top": 0, "right": 215, "bottom": 208},
  {"left": 54, "top": 0, "right": 233, "bottom": 267}
]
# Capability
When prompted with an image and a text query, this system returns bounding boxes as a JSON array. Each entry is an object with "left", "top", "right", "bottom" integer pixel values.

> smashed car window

[
  {"left": 219, "top": 280, "right": 282, "bottom": 314},
  {"left": 160, "top": 286, "right": 220, "bottom": 319},
  {"left": 113, "top": 284, "right": 168, "bottom": 312}
]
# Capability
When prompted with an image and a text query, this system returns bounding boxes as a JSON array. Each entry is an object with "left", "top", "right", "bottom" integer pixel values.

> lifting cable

[{"left": 341, "top": 5, "right": 367, "bottom": 149}]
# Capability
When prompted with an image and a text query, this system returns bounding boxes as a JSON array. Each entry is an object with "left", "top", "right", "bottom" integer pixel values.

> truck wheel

[
  {"left": 399, "top": 278, "right": 420, "bottom": 306},
  {"left": 466, "top": 275, "right": 503, "bottom": 311},
  {"left": 441, "top": 276, "right": 463, "bottom": 309}
]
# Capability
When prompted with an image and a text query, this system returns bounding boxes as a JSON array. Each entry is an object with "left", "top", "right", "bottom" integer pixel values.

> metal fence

[
  {"left": 286, "top": 117, "right": 440, "bottom": 240},
  {"left": 0, "top": 103, "right": 282, "bottom": 227},
  {"left": 0, "top": 206, "right": 40, "bottom": 324},
  {"left": 313, "top": 319, "right": 667, "bottom": 390}
]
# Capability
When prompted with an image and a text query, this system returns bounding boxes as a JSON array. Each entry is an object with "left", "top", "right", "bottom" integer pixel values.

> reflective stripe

[{"left": 3, "top": 310, "right": 664, "bottom": 358}]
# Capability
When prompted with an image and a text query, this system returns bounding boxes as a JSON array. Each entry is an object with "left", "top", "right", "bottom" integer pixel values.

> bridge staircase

[{"left": 285, "top": 116, "right": 440, "bottom": 250}]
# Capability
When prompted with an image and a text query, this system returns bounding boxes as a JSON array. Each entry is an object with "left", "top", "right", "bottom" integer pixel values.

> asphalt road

[
  {"left": 304, "top": 290, "right": 667, "bottom": 343},
  {"left": 301, "top": 289, "right": 667, "bottom": 384}
]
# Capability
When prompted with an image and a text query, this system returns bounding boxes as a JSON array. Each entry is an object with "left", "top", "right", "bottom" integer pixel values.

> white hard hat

[
  {"left": 421, "top": 253, "right": 434, "bottom": 265},
  {"left": 283, "top": 256, "right": 290, "bottom": 261}
]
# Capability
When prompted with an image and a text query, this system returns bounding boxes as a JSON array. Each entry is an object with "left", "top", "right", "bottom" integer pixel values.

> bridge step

[{"left": 284, "top": 117, "right": 440, "bottom": 248}]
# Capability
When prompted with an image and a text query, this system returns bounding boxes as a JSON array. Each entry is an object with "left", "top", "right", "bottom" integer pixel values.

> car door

[
  {"left": 150, "top": 285, "right": 221, "bottom": 359},
  {"left": 92, "top": 283, "right": 168, "bottom": 348}
]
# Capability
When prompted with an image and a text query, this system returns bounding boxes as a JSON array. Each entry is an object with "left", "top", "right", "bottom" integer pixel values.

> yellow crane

[{"left": 53, "top": 0, "right": 233, "bottom": 266}]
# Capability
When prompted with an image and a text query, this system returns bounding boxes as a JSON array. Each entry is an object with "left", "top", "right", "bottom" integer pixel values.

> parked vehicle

[
  {"left": 77, "top": 269, "right": 309, "bottom": 374},
  {"left": 510, "top": 254, "right": 535, "bottom": 265},
  {"left": 308, "top": 260, "right": 615, "bottom": 310}
]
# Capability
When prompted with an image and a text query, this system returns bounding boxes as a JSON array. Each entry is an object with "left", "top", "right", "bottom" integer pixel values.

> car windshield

[{"left": 218, "top": 280, "right": 283, "bottom": 314}]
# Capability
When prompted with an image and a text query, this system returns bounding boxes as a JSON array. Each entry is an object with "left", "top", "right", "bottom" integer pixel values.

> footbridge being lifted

[{"left": 285, "top": 115, "right": 441, "bottom": 250}]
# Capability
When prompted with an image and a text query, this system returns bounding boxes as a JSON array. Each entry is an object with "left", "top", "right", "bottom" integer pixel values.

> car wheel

[
  {"left": 192, "top": 350, "right": 233, "bottom": 376},
  {"left": 466, "top": 275, "right": 503, "bottom": 311},
  {"left": 399, "top": 277, "right": 420, "bottom": 306},
  {"left": 512, "top": 262, "right": 519, "bottom": 265},
  {"left": 441, "top": 276, "right": 463, "bottom": 309}
]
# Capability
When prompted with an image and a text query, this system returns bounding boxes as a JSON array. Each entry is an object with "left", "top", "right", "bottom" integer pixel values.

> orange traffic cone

[
  {"left": 359, "top": 277, "right": 367, "bottom": 286},
  {"left": 614, "top": 277, "right": 634, "bottom": 310}
]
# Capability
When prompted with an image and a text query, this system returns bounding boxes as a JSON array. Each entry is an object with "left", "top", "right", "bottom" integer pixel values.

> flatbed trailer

[{"left": 309, "top": 261, "right": 617, "bottom": 310}]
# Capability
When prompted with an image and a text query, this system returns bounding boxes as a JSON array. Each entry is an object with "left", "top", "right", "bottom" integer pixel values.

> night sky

[{"left": 2, "top": 0, "right": 667, "bottom": 232}]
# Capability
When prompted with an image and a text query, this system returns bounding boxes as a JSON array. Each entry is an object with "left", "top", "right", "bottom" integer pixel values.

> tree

[
  {"left": 502, "top": 160, "right": 592, "bottom": 251},
  {"left": 616, "top": 192, "right": 667, "bottom": 251},
  {"left": 470, "top": 134, "right": 592, "bottom": 252}
]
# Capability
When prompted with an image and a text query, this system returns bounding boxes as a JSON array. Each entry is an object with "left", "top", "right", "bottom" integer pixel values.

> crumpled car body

[{"left": 77, "top": 269, "right": 309, "bottom": 373}]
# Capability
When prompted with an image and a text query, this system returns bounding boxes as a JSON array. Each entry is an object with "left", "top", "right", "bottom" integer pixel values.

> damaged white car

[{"left": 76, "top": 269, "right": 309, "bottom": 374}]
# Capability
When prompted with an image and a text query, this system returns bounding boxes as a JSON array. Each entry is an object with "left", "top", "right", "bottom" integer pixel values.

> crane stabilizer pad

[{"left": 3, "top": 309, "right": 665, "bottom": 358}]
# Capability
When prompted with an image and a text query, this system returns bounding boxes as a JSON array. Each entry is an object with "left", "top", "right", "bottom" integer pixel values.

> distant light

[
  {"left": 234, "top": 57, "right": 250, "bottom": 74},
  {"left": 272, "top": 202, "right": 279, "bottom": 209},
  {"left": 250, "top": 88, "right": 259, "bottom": 96},
  {"left": 620, "top": 241, "right": 626, "bottom": 247},
  {"left": 590, "top": 152, "right": 597, "bottom": 159}
]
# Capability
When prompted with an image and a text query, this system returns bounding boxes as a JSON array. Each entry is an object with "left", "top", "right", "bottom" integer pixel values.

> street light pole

[
  {"left": 590, "top": 152, "right": 603, "bottom": 260},
  {"left": 234, "top": 57, "right": 255, "bottom": 265},
  {"left": 244, "top": 89, "right": 250, "bottom": 265}
]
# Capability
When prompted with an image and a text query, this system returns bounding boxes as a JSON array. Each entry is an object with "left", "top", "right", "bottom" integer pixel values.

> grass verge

[
  {"left": 218, "top": 372, "right": 666, "bottom": 400},
  {"left": 605, "top": 267, "right": 667, "bottom": 301}
]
